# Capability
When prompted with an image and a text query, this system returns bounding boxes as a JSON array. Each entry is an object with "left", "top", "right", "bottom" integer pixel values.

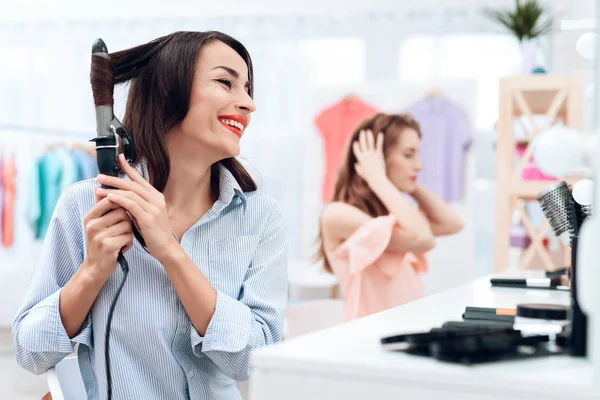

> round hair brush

[
  {"left": 538, "top": 180, "right": 590, "bottom": 357},
  {"left": 538, "top": 181, "right": 574, "bottom": 246}
]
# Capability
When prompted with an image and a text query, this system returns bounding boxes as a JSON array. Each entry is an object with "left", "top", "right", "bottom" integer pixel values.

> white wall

[{"left": 0, "top": 0, "right": 566, "bottom": 22}]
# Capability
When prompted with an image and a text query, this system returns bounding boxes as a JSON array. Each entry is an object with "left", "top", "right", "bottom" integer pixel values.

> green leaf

[{"left": 480, "top": 0, "right": 555, "bottom": 41}]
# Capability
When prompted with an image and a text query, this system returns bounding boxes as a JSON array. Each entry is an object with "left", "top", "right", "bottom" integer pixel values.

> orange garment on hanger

[
  {"left": 2, "top": 153, "right": 16, "bottom": 247},
  {"left": 314, "top": 96, "right": 378, "bottom": 202}
]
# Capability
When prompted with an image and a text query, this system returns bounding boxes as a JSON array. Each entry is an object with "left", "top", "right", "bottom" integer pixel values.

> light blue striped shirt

[{"left": 12, "top": 164, "right": 288, "bottom": 399}]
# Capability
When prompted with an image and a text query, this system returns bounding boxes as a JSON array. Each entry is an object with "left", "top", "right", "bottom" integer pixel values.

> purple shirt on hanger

[{"left": 406, "top": 96, "right": 472, "bottom": 203}]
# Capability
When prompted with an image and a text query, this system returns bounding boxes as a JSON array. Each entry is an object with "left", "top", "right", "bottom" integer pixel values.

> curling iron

[{"left": 89, "top": 38, "right": 142, "bottom": 400}]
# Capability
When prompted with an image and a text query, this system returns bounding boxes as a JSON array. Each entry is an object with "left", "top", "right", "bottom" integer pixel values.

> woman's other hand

[
  {"left": 352, "top": 130, "right": 387, "bottom": 187},
  {"left": 96, "top": 154, "right": 178, "bottom": 262}
]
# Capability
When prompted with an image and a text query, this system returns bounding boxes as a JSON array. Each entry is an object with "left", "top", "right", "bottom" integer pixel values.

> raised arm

[{"left": 411, "top": 183, "right": 464, "bottom": 236}]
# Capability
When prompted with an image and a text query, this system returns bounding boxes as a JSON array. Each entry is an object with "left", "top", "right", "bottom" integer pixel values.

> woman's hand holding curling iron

[
  {"left": 96, "top": 154, "right": 178, "bottom": 263},
  {"left": 352, "top": 129, "right": 387, "bottom": 188},
  {"left": 62, "top": 187, "right": 133, "bottom": 337},
  {"left": 82, "top": 195, "right": 133, "bottom": 283}
]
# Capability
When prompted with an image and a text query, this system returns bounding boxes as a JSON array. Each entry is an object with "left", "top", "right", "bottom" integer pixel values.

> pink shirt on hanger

[
  {"left": 314, "top": 97, "right": 378, "bottom": 202},
  {"left": 325, "top": 214, "right": 427, "bottom": 321},
  {"left": 2, "top": 153, "right": 16, "bottom": 248}
]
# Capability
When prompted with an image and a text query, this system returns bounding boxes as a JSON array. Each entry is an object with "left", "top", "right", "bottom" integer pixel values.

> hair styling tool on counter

[
  {"left": 538, "top": 181, "right": 591, "bottom": 357},
  {"left": 90, "top": 38, "right": 144, "bottom": 400}
]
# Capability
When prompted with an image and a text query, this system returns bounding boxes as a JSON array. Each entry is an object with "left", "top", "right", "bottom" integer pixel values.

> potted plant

[{"left": 483, "top": 0, "right": 556, "bottom": 74}]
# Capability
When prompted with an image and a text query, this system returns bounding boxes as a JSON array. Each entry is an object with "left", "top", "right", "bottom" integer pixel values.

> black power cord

[{"left": 105, "top": 253, "right": 129, "bottom": 400}]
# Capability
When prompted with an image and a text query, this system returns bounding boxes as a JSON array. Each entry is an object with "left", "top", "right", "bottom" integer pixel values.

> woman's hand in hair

[
  {"left": 352, "top": 130, "right": 387, "bottom": 188},
  {"left": 96, "top": 154, "right": 178, "bottom": 262}
]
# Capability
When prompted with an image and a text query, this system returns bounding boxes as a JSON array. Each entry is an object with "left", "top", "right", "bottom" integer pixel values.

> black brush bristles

[{"left": 538, "top": 181, "right": 575, "bottom": 246}]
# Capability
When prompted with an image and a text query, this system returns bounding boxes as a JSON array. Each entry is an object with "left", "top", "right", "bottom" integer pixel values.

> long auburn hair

[
  {"left": 109, "top": 30, "right": 257, "bottom": 193},
  {"left": 316, "top": 113, "right": 422, "bottom": 273}
]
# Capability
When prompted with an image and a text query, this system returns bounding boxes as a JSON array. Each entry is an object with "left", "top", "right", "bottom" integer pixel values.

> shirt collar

[{"left": 216, "top": 163, "right": 248, "bottom": 213}]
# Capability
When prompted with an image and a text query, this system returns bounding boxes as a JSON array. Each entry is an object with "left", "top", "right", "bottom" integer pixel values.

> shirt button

[{"left": 188, "top": 370, "right": 195, "bottom": 378}]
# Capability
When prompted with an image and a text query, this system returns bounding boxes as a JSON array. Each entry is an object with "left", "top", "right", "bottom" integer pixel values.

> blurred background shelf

[{"left": 495, "top": 73, "right": 583, "bottom": 271}]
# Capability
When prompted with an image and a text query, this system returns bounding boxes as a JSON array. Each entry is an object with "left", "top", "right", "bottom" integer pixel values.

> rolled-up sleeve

[
  {"left": 190, "top": 200, "right": 288, "bottom": 381},
  {"left": 12, "top": 191, "right": 87, "bottom": 375}
]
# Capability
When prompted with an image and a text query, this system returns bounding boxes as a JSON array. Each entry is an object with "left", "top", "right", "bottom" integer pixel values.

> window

[
  {"left": 398, "top": 34, "right": 520, "bottom": 130},
  {"left": 297, "top": 37, "right": 365, "bottom": 86}
]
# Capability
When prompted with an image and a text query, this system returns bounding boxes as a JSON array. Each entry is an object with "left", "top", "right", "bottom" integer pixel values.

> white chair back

[{"left": 46, "top": 355, "right": 86, "bottom": 400}]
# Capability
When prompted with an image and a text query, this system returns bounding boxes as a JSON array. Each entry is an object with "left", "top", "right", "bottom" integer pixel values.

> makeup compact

[{"left": 513, "top": 303, "right": 569, "bottom": 336}]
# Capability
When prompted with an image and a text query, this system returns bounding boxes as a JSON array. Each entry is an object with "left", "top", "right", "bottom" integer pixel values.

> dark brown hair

[
  {"left": 316, "top": 113, "right": 422, "bottom": 272},
  {"left": 109, "top": 31, "right": 257, "bottom": 193}
]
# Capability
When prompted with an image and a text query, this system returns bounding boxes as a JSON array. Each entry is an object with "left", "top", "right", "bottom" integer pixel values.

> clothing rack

[
  {"left": 0, "top": 125, "right": 97, "bottom": 158},
  {"left": 0, "top": 125, "right": 94, "bottom": 139}
]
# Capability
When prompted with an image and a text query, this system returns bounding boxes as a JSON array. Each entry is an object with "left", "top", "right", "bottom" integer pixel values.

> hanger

[
  {"left": 427, "top": 86, "right": 442, "bottom": 98},
  {"left": 45, "top": 143, "right": 58, "bottom": 153},
  {"left": 342, "top": 93, "right": 358, "bottom": 102}
]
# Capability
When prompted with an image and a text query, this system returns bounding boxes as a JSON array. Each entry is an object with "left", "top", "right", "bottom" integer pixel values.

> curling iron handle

[{"left": 91, "top": 135, "right": 119, "bottom": 189}]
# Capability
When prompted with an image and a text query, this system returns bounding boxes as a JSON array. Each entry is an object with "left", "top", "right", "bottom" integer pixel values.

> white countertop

[{"left": 250, "top": 275, "right": 599, "bottom": 400}]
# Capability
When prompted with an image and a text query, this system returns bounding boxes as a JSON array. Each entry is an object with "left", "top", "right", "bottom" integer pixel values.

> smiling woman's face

[{"left": 179, "top": 40, "right": 256, "bottom": 159}]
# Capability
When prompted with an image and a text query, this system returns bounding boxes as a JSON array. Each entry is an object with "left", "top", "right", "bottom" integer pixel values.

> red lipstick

[{"left": 218, "top": 114, "right": 247, "bottom": 138}]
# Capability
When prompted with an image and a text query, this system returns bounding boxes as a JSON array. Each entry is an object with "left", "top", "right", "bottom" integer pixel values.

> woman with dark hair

[
  {"left": 316, "top": 113, "right": 463, "bottom": 321},
  {"left": 13, "top": 31, "right": 287, "bottom": 399}
]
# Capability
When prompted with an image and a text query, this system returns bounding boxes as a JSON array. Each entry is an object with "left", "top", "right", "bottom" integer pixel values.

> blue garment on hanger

[
  {"left": 73, "top": 149, "right": 98, "bottom": 179},
  {"left": 70, "top": 150, "right": 84, "bottom": 182},
  {"left": 28, "top": 152, "right": 62, "bottom": 239},
  {"left": 54, "top": 148, "right": 77, "bottom": 192}
]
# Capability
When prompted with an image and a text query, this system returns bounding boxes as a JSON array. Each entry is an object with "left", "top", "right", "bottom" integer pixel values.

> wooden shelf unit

[{"left": 495, "top": 74, "right": 583, "bottom": 272}]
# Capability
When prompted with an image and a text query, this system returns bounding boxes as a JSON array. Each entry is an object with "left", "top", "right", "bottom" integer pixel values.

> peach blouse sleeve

[{"left": 332, "top": 214, "right": 428, "bottom": 277}]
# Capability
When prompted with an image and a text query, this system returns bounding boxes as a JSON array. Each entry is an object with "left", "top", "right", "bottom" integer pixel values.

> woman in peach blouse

[{"left": 317, "top": 113, "right": 464, "bottom": 321}]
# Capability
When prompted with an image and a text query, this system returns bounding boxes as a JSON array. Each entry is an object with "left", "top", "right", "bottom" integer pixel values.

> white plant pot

[{"left": 519, "top": 37, "right": 547, "bottom": 74}]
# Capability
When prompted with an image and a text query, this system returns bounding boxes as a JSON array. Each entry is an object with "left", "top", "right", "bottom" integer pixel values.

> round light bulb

[
  {"left": 533, "top": 125, "right": 584, "bottom": 177},
  {"left": 576, "top": 32, "right": 597, "bottom": 60},
  {"left": 572, "top": 179, "right": 594, "bottom": 206}
]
